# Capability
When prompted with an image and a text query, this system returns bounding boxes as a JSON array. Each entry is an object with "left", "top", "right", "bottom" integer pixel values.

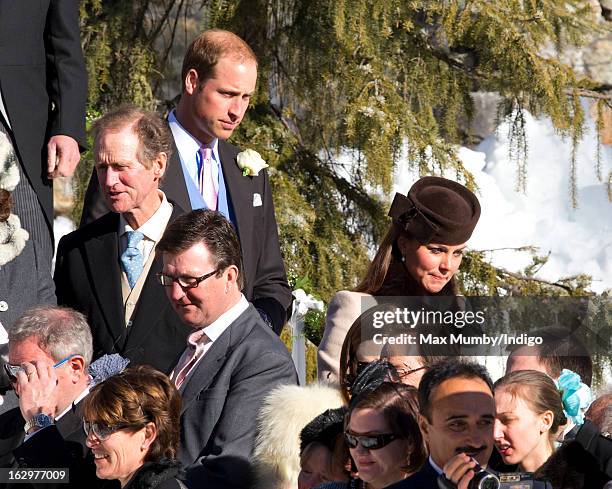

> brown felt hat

[{"left": 388, "top": 176, "right": 481, "bottom": 245}]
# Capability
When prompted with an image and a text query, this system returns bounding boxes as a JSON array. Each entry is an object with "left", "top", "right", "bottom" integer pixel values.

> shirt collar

[
  {"left": 118, "top": 190, "right": 171, "bottom": 241},
  {"left": 168, "top": 110, "right": 218, "bottom": 156},
  {"left": 428, "top": 456, "right": 444, "bottom": 475},
  {"left": 197, "top": 294, "right": 249, "bottom": 344},
  {"left": 56, "top": 386, "right": 90, "bottom": 421}
]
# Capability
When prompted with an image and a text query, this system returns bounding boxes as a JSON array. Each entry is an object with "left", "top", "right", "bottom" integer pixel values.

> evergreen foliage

[{"left": 76, "top": 0, "right": 610, "bottom": 308}]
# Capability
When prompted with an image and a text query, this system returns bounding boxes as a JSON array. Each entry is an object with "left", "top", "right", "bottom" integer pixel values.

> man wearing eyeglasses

[
  {"left": 0, "top": 306, "right": 104, "bottom": 488},
  {"left": 156, "top": 209, "right": 297, "bottom": 489},
  {"left": 54, "top": 106, "right": 191, "bottom": 374}
]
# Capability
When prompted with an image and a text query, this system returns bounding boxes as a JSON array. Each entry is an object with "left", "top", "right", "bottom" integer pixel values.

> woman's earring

[{"left": 401, "top": 255, "right": 406, "bottom": 263}]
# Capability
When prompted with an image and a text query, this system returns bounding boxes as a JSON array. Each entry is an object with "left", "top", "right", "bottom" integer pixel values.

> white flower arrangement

[{"left": 236, "top": 149, "right": 269, "bottom": 177}]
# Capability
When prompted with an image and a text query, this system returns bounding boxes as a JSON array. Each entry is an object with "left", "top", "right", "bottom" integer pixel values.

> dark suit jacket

[
  {"left": 0, "top": 0, "right": 87, "bottom": 228},
  {"left": 80, "top": 139, "right": 292, "bottom": 334},
  {"left": 0, "top": 406, "right": 110, "bottom": 489},
  {"left": 385, "top": 460, "right": 553, "bottom": 489},
  {"left": 54, "top": 205, "right": 191, "bottom": 374},
  {"left": 177, "top": 304, "right": 297, "bottom": 489},
  {"left": 385, "top": 460, "right": 438, "bottom": 489}
]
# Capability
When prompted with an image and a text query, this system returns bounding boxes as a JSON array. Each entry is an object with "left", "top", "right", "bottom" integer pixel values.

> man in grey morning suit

[{"left": 156, "top": 209, "right": 297, "bottom": 489}]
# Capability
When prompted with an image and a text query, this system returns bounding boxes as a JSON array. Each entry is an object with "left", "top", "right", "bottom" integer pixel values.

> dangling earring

[{"left": 401, "top": 255, "right": 406, "bottom": 263}]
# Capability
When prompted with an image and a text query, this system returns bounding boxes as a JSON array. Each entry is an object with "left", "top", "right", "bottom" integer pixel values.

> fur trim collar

[
  {"left": 252, "top": 383, "right": 345, "bottom": 489},
  {"left": 0, "top": 132, "right": 19, "bottom": 192},
  {"left": 125, "top": 459, "right": 185, "bottom": 489},
  {"left": 0, "top": 214, "right": 28, "bottom": 266}
]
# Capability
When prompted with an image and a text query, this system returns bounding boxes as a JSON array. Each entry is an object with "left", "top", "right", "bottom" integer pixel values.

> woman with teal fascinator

[{"left": 492, "top": 369, "right": 605, "bottom": 488}]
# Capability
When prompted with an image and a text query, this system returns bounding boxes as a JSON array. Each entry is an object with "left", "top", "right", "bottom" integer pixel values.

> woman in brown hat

[{"left": 317, "top": 176, "right": 481, "bottom": 382}]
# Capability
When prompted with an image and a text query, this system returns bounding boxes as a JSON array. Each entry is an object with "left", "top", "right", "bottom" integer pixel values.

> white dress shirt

[
  {"left": 168, "top": 110, "right": 220, "bottom": 198},
  {"left": 170, "top": 295, "right": 250, "bottom": 384},
  {"left": 118, "top": 190, "right": 173, "bottom": 263}
]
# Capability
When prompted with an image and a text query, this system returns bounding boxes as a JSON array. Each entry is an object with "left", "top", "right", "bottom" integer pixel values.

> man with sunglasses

[
  {"left": 54, "top": 106, "right": 191, "bottom": 374},
  {"left": 0, "top": 306, "right": 105, "bottom": 488},
  {"left": 156, "top": 209, "right": 297, "bottom": 489}
]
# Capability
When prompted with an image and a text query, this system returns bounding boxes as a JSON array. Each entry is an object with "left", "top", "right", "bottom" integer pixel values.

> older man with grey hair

[
  {"left": 0, "top": 305, "right": 105, "bottom": 488},
  {"left": 54, "top": 105, "right": 190, "bottom": 373}
]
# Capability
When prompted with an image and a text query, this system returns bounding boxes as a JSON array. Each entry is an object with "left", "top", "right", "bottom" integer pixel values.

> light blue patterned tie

[{"left": 120, "top": 231, "right": 144, "bottom": 289}]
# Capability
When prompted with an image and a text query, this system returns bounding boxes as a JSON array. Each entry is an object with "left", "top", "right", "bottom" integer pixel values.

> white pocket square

[{"left": 253, "top": 193, "right": 262, "bottom": 207}]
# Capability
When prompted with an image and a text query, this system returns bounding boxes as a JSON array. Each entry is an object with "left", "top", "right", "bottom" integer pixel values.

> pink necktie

[
  {"left": 199, "top": 147, "right": 217, "bottom": 211},
  {"left": 173, "top": 329, "right": 210, "bottom": 388}
]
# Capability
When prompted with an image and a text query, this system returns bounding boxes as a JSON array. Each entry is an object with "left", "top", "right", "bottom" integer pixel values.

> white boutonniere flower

[{"left": 236, "top": 149, "right": 269, "bottom": 176}]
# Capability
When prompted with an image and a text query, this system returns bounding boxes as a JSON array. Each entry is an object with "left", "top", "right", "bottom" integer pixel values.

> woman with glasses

[
  {"left": 82, "top": 365, "right": 186, "bottom": 489},
  {"left": 317, "top": 176, "right": 480, "bottom": 382},
  {"left": 338, "top": 305, "right": 444, "bottom": 402},
  {"left": 318, "top": 382, "right": 426, "bottom": 489}
]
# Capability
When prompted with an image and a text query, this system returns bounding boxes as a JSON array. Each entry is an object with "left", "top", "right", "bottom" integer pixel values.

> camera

[
  {"left": 439, "top": 468, "right": 537, "bottom": 489},
  {"left": 471, "top": 470, "right": 535, "bottom": 489}
]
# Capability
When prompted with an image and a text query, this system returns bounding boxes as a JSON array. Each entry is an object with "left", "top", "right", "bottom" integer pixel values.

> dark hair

[
  {"left": 82, "top": 365, "right": 182, "bottom": 462},
  {"left": 181, "top": 29, "right": 257, "bottom": 89},
  {"left": 157, "top": 209, "right": 244, "bottom": 289},
  {"left": 418, "top": 359, "right": 493, "bottom": 422},
  {"left": 507, "top": 326, "right": 592, "bottom": 387},
  {"left": 92, "top": 105, "right": 173, "bottom": 171},
  {"left": 355, "top": 225, "right": 458, "bottom": 295},
  {"left": 0, "top": 189, "right": 11, "bottom": 221},
  {"left": 585, "top": 393, "right": 612, "bottom": 433},
  {"left": 346, "top": 382, "right": 426, "bottom": 474},
  {"left": 494, "top": 370, "right": 567, "bottom": 443},
  {"left": 339, "top": 304, "right": 445, "bottom": 403}
]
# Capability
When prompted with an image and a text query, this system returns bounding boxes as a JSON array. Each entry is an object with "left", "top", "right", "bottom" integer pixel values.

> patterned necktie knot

[{"left": 121, "top": 231, "right": 144, "bottom": 289}]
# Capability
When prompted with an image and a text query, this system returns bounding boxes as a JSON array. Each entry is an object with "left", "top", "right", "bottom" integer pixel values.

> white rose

[{"left": 236, "top": 149, "right": 269, "bottom": 176}]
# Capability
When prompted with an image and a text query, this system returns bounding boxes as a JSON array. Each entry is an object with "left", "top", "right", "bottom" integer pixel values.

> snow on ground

[
  {"left": 393, "top": 105, "right": 611, "bottom": 294},
  {"left": 52, "top": 215, "right": 75, "bottom": 273}
]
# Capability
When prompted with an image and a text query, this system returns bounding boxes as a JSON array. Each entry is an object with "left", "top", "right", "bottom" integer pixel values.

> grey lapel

[
  {"left": 178, "top": 306, "right": 257, "bottom": 414},
  {"left": 178, "top": 330, "right": 230, "bottom": 415}
]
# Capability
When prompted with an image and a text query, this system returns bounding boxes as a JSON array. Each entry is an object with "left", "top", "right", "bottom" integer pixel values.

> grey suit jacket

[{"left": 177, "top": 304, "right": 297, "bottom": 489}]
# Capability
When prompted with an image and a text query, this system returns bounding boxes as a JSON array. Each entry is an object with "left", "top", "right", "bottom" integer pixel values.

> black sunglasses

[{"left": 345, "top": 432, "right": 397, "bottom": 450}]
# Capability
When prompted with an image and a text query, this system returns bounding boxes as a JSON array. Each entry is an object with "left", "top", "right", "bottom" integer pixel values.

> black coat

[
  {"left": 0, "top": 0, "right": 87, "bottom": 229},
  {"left": 0, "top": 406, "right": 108, "bottom": 489},
  {"left": 123, "top": 460, "right": 185, "bottom": 489},
  {"left": 54, "top": 204, "right": 191, "bottom": 374},
  {"left": 80, "top": 139, "right": 292, "bottom": 334}
]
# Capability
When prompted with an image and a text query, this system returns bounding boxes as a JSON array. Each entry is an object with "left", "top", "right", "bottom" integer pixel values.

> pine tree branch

[
  {"left": 415, "top": 29, "right": 612, "bottom": 102},
  {"left": 497, "top": 268, "right": 575, "bottom": 294},
  {"left": 268, "top": 102, "right": 384, "bottom": 219}
]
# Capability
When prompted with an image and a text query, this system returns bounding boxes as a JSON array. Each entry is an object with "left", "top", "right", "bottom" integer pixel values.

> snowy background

[
  {"left": 394, "top": 106, "right": 612, "bottom": 295},
  {"left": 53, "top": 105, "right": 610, "bottom": 387}
]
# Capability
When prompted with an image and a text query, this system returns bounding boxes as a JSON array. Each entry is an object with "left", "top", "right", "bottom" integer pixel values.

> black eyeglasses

[
  {"left": 83, "top": 420, "right": 137, "bottom": 441},
  {"left": 3, "top": 355, "right": 74, "bottom": 384},
  {"left": 345, "top": 432, "right": 398, "bottom": 450},
  {"left": 156, "top": 269, "right": 218, "bottom": 289}
]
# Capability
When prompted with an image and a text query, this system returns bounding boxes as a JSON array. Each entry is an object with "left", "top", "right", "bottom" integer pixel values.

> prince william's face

[{"left": 181, "top": 57, "right": 257, "bottom": 144}]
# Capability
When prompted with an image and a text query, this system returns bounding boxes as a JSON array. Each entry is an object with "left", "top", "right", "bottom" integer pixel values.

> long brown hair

[{"left": 354, "top": 224, "right": 457, "bottom": 296}]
